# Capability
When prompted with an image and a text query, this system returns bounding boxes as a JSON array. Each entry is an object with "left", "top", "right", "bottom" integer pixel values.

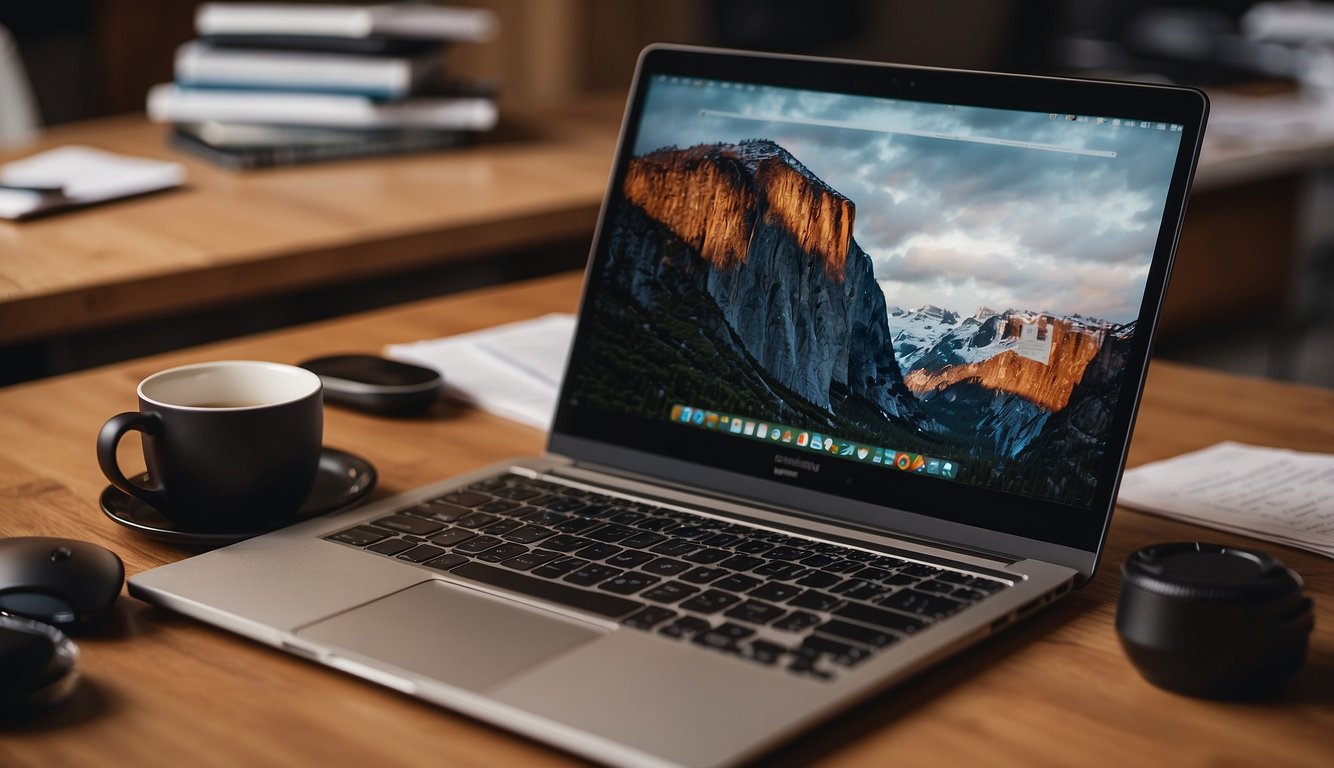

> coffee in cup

[{"left": 96, "top": 360, "right": 323, "bottom": 532}]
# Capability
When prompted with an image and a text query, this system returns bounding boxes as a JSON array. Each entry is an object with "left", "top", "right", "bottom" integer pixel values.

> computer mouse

[
  {"left": 0, "top": 614, "right": 80, "bottom": 716},
  {"left": 298, "top": 354, "right": 444, "bottom": 416},
  {"left": 0, "top": 537, "right": 124, "bottom": 632}
]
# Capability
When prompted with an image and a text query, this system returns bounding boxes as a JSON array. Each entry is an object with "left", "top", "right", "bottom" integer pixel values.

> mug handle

[{"left": 97, "top": 412, "right": 167, "bottom": 511}]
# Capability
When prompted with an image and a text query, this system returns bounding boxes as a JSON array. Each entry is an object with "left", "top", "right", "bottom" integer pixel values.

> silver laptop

[{"left": 131, "top": 45, "right": 1207, "bottom": 768}]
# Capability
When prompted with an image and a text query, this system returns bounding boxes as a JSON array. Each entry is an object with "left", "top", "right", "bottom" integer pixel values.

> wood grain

[
  {"left": 0, "top": 98, "right": 620, "bottom": 346},
  {"left": 0, "top": 272, "right": 1330, "bottom": 767}
]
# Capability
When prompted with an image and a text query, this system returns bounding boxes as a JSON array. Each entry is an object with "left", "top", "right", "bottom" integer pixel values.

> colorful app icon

[
  {"left": 796, "top": 432, "right": 810, "bottom": 447},
  {"left": 873, "top": 447, "right": 884, "bottom": 464},
  {"left": 809, "top": 434, "right": 822, "bottom": 449},
  {"left": 823, "top": 437, "right": 835, "bottom": 452},
  {"left": 681, "top": 407, "right": 693, "bottom": 423},
  {"left": 671, "top": 405, "right": 683, "bottom": 422},
  {"left": 781, "top": 430, "right": 792, "bottom": 443},
  {"left": 730, "top": 417, "right": 743, "bottom": 434},
  {"left": 691, "top": 409, "right": 704, "bottom": 425},
  {"left": 770, "top": 429, "right": 780, "bottom": 441},
  {"left": 926, "top": 459, "right": 941, "bottom": 475},
  {"left": 894, "top": 452, "right": 924, "bottom": 471},
  {"left": 856, "top": 447, "right": 869, "bottom": 460},
  {"left": 705, "top": 412, "right": 719, "bottom": 429},
  {"left": 744, "top": 421, "right": 756, "bottom": 436},
  {"left": 941, "top": 461, "right": 956, "bottom": 479},
  {"left": 839, "top": 443, "right": 854, "bottom": 456}
]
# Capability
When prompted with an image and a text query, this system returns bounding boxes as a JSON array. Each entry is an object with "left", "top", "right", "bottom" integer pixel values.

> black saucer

[{"left": 100, "top": 447, "right": 377, "bottom": 546}]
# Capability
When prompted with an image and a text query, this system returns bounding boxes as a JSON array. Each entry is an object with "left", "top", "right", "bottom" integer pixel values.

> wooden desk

[
  {"left": 0, "top": 98, "right": 621, "bottom": 347},
  {"left": 0, "top": 272, "right": 1330, "bottom": 767}
]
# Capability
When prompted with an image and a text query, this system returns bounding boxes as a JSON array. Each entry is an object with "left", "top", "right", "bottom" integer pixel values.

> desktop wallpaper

[{"left": 567, "top": 77, "right": 1183, "bottom": 509}]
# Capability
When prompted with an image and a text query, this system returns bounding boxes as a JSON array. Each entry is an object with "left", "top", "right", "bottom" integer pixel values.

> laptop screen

[{"left": 553, "top": 47, "right": 1205, "bottom": 557}]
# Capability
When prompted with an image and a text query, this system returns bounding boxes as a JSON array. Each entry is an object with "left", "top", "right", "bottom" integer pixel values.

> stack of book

[{"left": 147, "top": 2, "right": 499, "bottom": 170}]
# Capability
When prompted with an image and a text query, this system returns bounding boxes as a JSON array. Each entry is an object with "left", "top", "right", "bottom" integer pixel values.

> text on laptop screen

[{"left": 563, "top": 74, "right": 1185, "bottom": 513}]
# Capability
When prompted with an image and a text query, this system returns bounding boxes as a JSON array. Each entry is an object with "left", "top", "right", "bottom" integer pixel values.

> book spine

[{"left": 170, "top": 128, "right": 471, "bottom": 170}]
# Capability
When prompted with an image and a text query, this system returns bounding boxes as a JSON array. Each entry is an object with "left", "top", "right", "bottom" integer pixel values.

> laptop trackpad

[{"left": 296, "top": 580, "right": 604, "bottom": 692}]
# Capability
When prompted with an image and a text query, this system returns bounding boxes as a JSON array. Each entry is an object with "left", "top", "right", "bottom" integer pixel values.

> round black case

[{"left": 1116, "top": 542, "right": 1313, "bottom": 699}]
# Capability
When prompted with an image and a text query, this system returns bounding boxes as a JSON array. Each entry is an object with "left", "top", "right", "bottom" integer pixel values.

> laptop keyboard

[{"left": 324, "top": 473, "right": 1010, "bottom": 681}]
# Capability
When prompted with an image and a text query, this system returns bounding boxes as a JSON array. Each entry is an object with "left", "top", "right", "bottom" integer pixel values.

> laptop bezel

[{"left": 548, "top": 44, "right": 1208, "bottom": 582}]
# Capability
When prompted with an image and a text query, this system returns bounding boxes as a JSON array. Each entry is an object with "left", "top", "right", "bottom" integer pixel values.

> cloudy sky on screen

[{"left": 632, "top": 79, "right": 1183, "bottom": 323}]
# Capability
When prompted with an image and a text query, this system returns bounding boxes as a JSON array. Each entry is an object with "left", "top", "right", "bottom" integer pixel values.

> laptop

[{"left": 130, "top": 45, "right": 1207, "bottom": 768}]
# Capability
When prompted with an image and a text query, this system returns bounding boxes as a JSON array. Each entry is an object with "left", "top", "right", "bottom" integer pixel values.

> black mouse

[{"left": 0, "top": 537, "right": 124, "bottom": 632}]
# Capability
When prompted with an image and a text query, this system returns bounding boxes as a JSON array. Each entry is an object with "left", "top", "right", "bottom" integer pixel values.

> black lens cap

[{"left": 1116, "top": 542, "right": 1313, "bottom": 699}]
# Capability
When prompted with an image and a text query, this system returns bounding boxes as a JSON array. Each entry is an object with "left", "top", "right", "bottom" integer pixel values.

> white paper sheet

[
  {"left": 0, "top": 145, "right": 185, "bottom": 219},
  {"left": 1117, "top": 442, "right": 1334, "bottom": 558},
  {"left": 385, "top": 313, "right": 576, "bottom": 430}
]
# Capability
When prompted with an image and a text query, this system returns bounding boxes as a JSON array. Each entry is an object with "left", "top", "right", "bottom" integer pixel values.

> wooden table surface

[
  {"left": 0, "top": 272, "right": 1330, "bottom": 767},
  {"left": 0, "top": 98, "right": 621, "bottom": 346}
]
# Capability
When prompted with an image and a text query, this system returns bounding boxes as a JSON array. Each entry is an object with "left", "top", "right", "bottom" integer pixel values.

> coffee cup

[{"left": 97, "top": 361, "right": 323, "bottom": 533}]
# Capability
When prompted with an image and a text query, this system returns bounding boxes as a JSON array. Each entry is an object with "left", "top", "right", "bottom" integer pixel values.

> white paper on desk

[
  {"left": 386, "top": 313, "right": 576, "bottom": 430},
  {"left": 0, "top": 145, "right": 185, "bottom": 219},
  {"left": 1117, "top": 442, "right": 1334, "bottom": 558}
]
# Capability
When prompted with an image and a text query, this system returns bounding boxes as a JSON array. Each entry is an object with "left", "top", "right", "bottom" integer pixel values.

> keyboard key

[
  {"left": 833, "top": 603, "right": 928, "bottom": 635},
  {"left": 438, "top": 490, "right": 490, "bottom": 507},
  {"left": 917, "top": 580, "right": 957, "bottom": 594},
  {"left": 853, "top": 567, "right": 895, "bottom": 582},
  {"left": 679, "top": 589, "right": 742, "bottom": 614},
  {"left": 500, "top": 549, "right": 561, "bottom": 571},
  {"left": 454, "top": 535, "right": 504, "bottom": 554},
  {"left": 374, "top": 515, "right": 445, "bottom": 536},
  {"left": 748, "top": 582, "right": 802, "bottom": 603},
  {"left": 531, "top": 557, "right": 588, "bottom": 579},
  {"left": 480, "top": 518, "right": 524, "bottom": 536},
  {"left": 621, "top": 531, "right": 668, "bottom": 549},
  {"left": 879, "top": 589, "right": 965, "bottom": 618},
  {"left": 723, "top": 600, "right": 785, "bottom": 625},
  {"left": 492, "top": 485, "right": 543, "bottom": 502},
  {"left": 407, "top": 501, "right": 471, "bottom": 523},
  {"left": 622, "top": 605, "right": 677, "bottom": 630},
  {"left": 456, "top": 512, "right": 500, "bottom": 529},
  {"left": 815, "top": 619, "right": 897, "bottom": 648},
  {"left": 799, "top": 553, "right": 835, "bottom": 568},
  {"left": 609, "top": 510, "right": 646, "bottom": 525},
  {"left": 326, "top": 526, "right": 389, "bottom": 546},
  {"left": 554, "top": 516, "right": 600, "bottom": 533},
  {"left": 734, "top": 539, "right": 774, "bottom": 555},
  {"left": 753, "top": 562, "right": 807, "bottom": 580},
  {"left": 843, "top": 582, "right": 890, "bottom": 601},
  {"left": 789, "top": 590, "right": 842, "bottom": 612},
  {"left": 968, "top": 577, "right": 1007, "bottom": 593},
  {"left": 701, "top": 533, "right": 742, "bottom": 548},
  {"left": 952, "top": 587, "right": 986, "bottom": 602},
  {"left": 476, "top": 543, "right": 530, "bottom": 563},
  {"left": 546, "top": 497, "right": 589, "bottom": 513},
  {"left": 575, "top": 542, "right": 622, "bottom": 561},
  {"left": 764, "top": 546, "right": 809, "bottom": 561},
  {"left": 600, "top": 572, "right": 661, "bottom": 595},
  {"left": 802, "top": 634, "right": 873, "bottom": 666},
  {"left": 448, "top": 561, "right": 641, "bottom": 619},
  {"left": 870, "top": 556, "right": 909, "bottom": 569},
  {"left": 741, "top": 640, "right": 787, "bottom": 666},
  {"left": 680, "top": 567, "right": 729, "bottom": 585},
  {"left": 900, "top": 564, "right": 943, "bottom": 578},
  {"left": 537, "top": 534, "right": 587, "bottom": 552},
  {"left": 649, "top": 540, "right": 699, "bottom": 556},
  {"left": 367, "top": 538, "right": 414, "bottom": 556},
  {"left": 795, "top": 571, "right": 841, "bottom": 589},
  {"left": 684, "top": 548, "right": 731, "bottom": 564},
  {"left": 479, "top": 499, "right": 523, "bottom": 514},
  {"left": 824, "top": 560, "right": 865, "bottom": 574},
  {"left": 607, "top": 550, "right": 655, "bottom": 569},
  {"left": 585, "top": 523, "right": 636, "bottom": 543},
  {"left": 772, "top": 611, "right": 821, "bottom": 633},
  {"left": 428, "top": 528, "right": 476, "bottom": 548},
  {"left": 504, "top": 525, "right": 558, "bottom": 544},
  {"left": 424, "top": 553, "right": 469, "bottom": 572},
  {"left": 641, "top": 581, "right": 699, "bottom": 604},
  {"left": 659, "top": 615, "right": 711, "bottom": 640},
  {"left": 883, "top": 573, "right": 919, "bottom": 586},
  {"left": 642, "top": 558, "right": 692, "bottom": 577},
  {"left": 693, "top": 622, "right": 754, "bottom": 651},
  {"left": 564, "top": 563, "right": 622, "bottom": 587},
  {"left": 712, "top": 574, "right": 762, "bottom": 593},
  {"left": 397, "top": 544, "right": 448, "bottom": 563},
  {"left": 718, "top": 554, "right": 766, "bottom": 571}
]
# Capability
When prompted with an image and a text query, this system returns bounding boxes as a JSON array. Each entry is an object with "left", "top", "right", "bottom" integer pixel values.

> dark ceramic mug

[{"left": 97, "top": 361, "right": 323, "bottom": 533}]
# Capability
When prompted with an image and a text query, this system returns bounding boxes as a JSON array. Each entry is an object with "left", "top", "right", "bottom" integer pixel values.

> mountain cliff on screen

[{"left": 569, "top": 139, "right": 1131, "bottom": 507}]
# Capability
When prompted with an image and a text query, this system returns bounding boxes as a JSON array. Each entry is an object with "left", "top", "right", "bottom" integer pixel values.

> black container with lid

[{"left": 1116, "top": 542, "right": 1314, "bottom": 699}]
